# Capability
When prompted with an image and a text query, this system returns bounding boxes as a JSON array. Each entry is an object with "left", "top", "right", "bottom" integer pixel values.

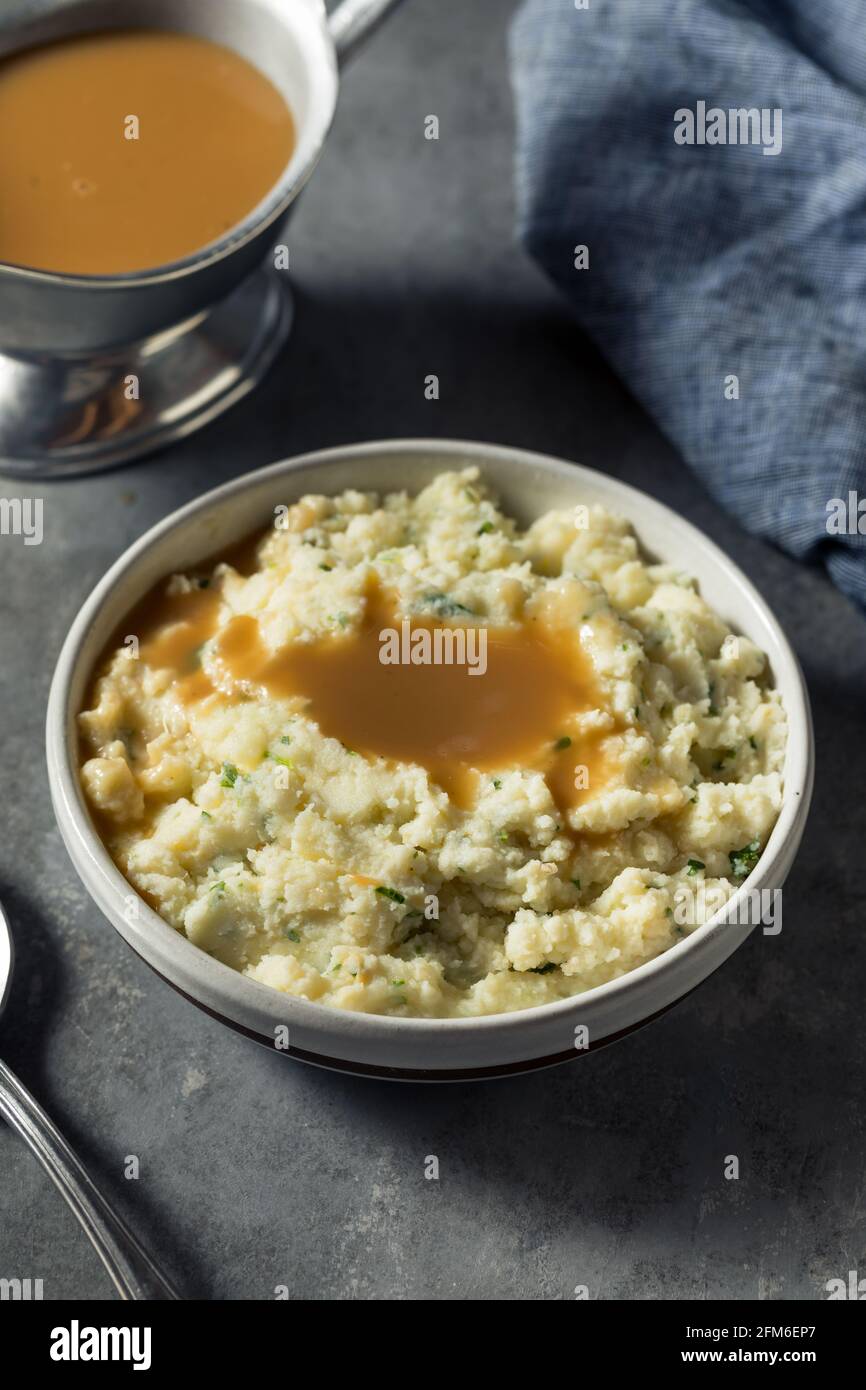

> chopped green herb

[
  {"left": 571, "top": 877, "right": 581, "bottom": 890},
  {"left": 210, "top": 881, "right": 226, "bottom": 894},
  {"left": 492, "top": 778, "right": 502, "bottom": 790},
  {"left": 318, "top": 563, "right": 333, "bottom": 572},
  {"left": 749, "top": 736, "right": 758, "bottom": 750},
  {"left": 554, "top": 736, "right": 572, "bottom": 751},
  {"left": 730, "top": 840, "right": 760, "bottom": 880},
  {"left": 391, "top": 979, "right": 405, "bottom": 988},
  {"left": 375, "top": 886, "right": 405, "bottom": 904},
  {"left": 271, "top": 755, "right": 293, "bottom": 768},
  {"left": 477, "top": 521, "right": 494, "bottom": 535},
  {"left": 280, "top": 735, "right": 292, "bottom": 745},
  {"left": 686, "top": 859, "right": 705, "bottom": 876},
  {"left": 200, "top": 810, "right": 212, "bottom": 821},
  {"left": 285, "top": 929, "right": 300, "bottom": 943},
  {"left": 220, "top": 763, "right": 238, "bottom": 788},
  {"left": 421, "top": 592, "right": 474, "bottom": 617}
]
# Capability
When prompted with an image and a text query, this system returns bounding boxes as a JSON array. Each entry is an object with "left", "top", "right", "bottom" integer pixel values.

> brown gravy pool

[
  {"left": 111, "top": 547, "right": 619, "bottom": 818},
  {"left": 0, "top": 29, "right": 296, "bottom": 274}
]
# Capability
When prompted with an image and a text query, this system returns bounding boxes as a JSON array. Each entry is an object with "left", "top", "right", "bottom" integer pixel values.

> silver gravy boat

[{"left": 0, "top": 0, "right": 407, "bottom": 477}]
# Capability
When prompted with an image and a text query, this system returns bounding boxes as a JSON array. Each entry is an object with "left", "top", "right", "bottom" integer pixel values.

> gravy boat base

[{"left": 0, "top": 269, "right": 292, "bottom": 478}]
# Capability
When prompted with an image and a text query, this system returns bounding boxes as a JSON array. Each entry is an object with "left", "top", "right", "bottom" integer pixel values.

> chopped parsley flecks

[
  {"left": 492, "top": 778, "right": 502, "bottom": 790},
  {"left": 420, "top": 592, "right": 475, "bottom": 618},
  {"left": 554, "top": 735, "right": 572, "bottom": 751},
  {"left": 285, "top": 929, "right": 300, "bottom": 942},
  {"left": 200, "top": 810, "right": 212, "bottom": 820},
  {"left": 318, "top": 563, "right": 333, "bottom": 572},
  {"left": 749, "top": 736, "right": 758, "bottom": 750},
  {"left": 210, "top": 881, "right": 226, "bottom": 894},
  {"left": 375, "top": 886, "right": 405, "bottom": 904},
  {"left": 391, "top": 979, "right": 405, "bottom": 988},
  {"left": 477, "top": 521, "right": 494, "bottom": 535},
  {"left": 572, "top": 877, "right": 581, "bottom": 890},
  {"left": 730, "top": 840, "right": 760, "bottom": 880},
  {"left": 220, "top": 763, "right": 239, "bottom": 788},
  {"left": 686, "top": 859, "right": 705, "bottom": 876}
]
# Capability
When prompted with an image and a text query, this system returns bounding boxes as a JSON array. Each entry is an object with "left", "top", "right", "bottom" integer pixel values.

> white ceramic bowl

[{"left": 46, "top": 440, "right": 814, "bottom": 1080}]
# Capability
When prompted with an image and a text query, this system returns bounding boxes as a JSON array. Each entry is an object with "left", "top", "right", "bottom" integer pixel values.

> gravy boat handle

[{"left": 328, "top": 0, "right": 409, "bottom": 65}]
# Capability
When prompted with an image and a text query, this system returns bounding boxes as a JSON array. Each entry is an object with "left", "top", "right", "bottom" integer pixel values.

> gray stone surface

[{"left": 1, "top": 0, "right": 864, "bottom": 1301}]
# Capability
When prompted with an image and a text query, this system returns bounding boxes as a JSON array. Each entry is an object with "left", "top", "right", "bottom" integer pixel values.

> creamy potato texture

[{"left": 79, "top": 470, "right": 787, "bottom": 1018}]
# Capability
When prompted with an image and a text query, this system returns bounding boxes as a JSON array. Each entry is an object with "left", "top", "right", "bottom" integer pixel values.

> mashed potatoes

[{"left": 79, "top": 469, "right": 786, "bottom": 1018}]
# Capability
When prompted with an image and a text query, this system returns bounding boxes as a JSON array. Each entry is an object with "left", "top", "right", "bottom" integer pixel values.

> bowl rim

[{"left": 46, "top": 437, "right": 814, "bottom": 1043}]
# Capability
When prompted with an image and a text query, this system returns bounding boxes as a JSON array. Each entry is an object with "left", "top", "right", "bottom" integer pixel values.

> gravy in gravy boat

[{"left": 0, "top": 29, "right": 296, "bottom": 276}]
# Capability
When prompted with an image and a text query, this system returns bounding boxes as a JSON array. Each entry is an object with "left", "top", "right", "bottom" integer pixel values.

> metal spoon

[{"left": 0, "top": 897, "right": 181, "bottom": 1299}]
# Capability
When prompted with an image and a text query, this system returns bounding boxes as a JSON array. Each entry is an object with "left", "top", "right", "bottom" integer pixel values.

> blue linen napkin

[{"left": 509, "top": 0, "right": 866, "bottom": 612}]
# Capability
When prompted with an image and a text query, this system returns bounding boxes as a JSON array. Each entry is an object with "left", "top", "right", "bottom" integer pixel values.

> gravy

[
  {"left": 0, "top": 29, "right": 296, "bottom": 274},
  {"left": 127, "top": 566, "right": 616, "bottom": 814}
]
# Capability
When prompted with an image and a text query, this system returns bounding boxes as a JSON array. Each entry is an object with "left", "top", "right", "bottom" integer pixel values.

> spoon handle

[{"left": 0, "top": 1057, "right": 180, "bottom": 1300}]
